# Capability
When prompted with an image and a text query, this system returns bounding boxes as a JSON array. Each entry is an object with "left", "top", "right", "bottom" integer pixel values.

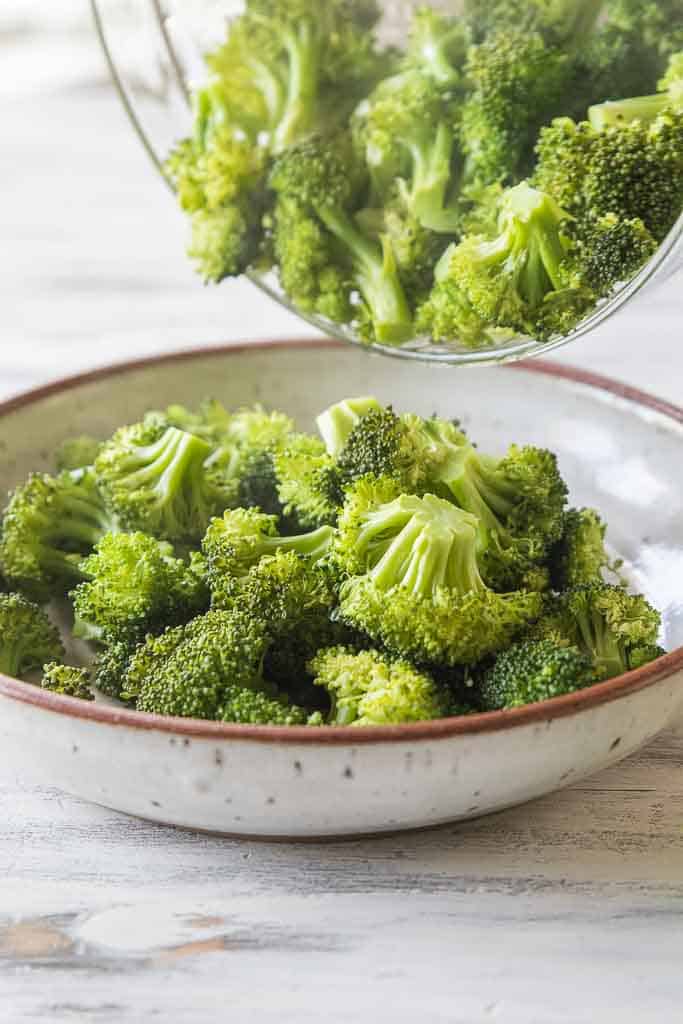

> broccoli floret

[
  {"left": 309, "top": 645, "right": 448, "bottom": 725},
  {"left": 270, "top": 196, "right": 354, "bottom": 324},
  {"left": 269, "top": 135, "right": 413, "bottom": 344},
  {"left": 316, "top": 396, "right": 383, "bottom": 457},
  {"left": 205, "top": 1, "right": 385, "bottom": 154},
  {"left": 41, "top": 663, "right": 94, "bottom": 702},
  {"left": 166, "top": 130, "right": 269, "bottom": 283},
  {"left": 478, "top": 638, "right": 594, "bottom": 710},
  {"left": 0, "top": 469, "right": 116, "bottom": 601},
  {"left": 357, "top": 70, "right": 462, "bottom": 232},
  {"left": 336, "top": 483, "right": 541, "bottom": 666},
  {"left": 94, "top": 415, "right": 234, "bottom": 543},
  {"left": 273, "top": 433, "right": 342, "bottom": 530},
  {"left": 55, "top": 436, "right": 103, "bottom": 473},
  {"left": 423, "top": 182, "right": 592, "bottom": 343},
  {"left": 72, "top": 533, "right": 209, "bottom": 644},
  {"left": 579, "top": 214, "right": 658, "bottom": 296},
  {"left": 535, "top": 68, "right": 683, "bottom": 244},
  {"left": 402, "top": 7, "right": 469, "bottom": 86},
  {"left": 436, "top": 439, "right": 568, "bottom": 591},
  {"left": 123, "top": 609, "right": 308, "bottom": 723},
  {"left": 203, "top": 508, "right": 335, "bottom": 585},
  {"left": 92, "top": 636, "right": 137, "bottom": 702},
  {"left": 534, "top": 582, "right": 662, "bottom": 680},
  {"left": 0, "top": 594, "right": 63, "bottom": 679},
  {"left": 550, "top": 508, "right": 615, "bottom": 589}
]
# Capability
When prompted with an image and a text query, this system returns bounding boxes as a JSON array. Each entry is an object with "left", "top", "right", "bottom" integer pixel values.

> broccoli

[
  {"left": 534, "top": 582, "right": 662, "bottom": 680},
  {"left": 0, "top": 593, "right": 64, "bottom": 679},
  {"left": 56, "top": 436, "right": 103, "bottom": 473},
  {"left": 356, "top": 69, "right": 462, "bottom": 232},
  {"left": 273, "top": 433, "right": 342, "bottom": 530},
  {"left": 550, "top": 507, "right": 615, "bottom": 589},
  {"left": 578, "top": 214, "right": 658, "bottom": 297},
  {"left": 402, "top": 7, "right": 469, "bottom": 86},
  {"left": 92, "top": 636, "right": 138, "bottom": 702},
  {"left": 316, "top": 396, "right": 383, "bottom": 457},
  {"left": 421, "top": 182, "right": 592, "bottom": 344},
  {"left": 534, "top": 65, "right": 683, "bottom": 243},
  {"left": 269, "top": 135, "right": 414, "bottom": 344},
  {"left": 336, "top": 482, "right": 542, "bottom": 666},
  {"left": 309, "top": 646, "right": 448, "bottom": 725},
  {"left": 478, "top": 638, "right": 594, "bottom": 710},
  {"left": 123, "top": 609, "right": 308, "bottom": 724},
  {"left": 166, "top": 129, "right": 269, "bottom": 283},
  {"left": 71, "top": 532, "right": 209, "bottom": 644},
  {"left": 41, "top": 663, "right": 94, "bottom": 702},
  {"left": 94, "top": 415, "right": 235, "bottom": 543},
  {"left": 0, "top": 469, "right": 116, "bottom": 601}
]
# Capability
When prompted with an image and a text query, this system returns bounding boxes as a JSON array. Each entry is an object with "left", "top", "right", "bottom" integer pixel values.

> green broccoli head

[
  {"left": 550, "top": 508, "right": 614, "bottom": 589},
  {"left": 72, "top": 532, "right": 209, "bottom": 644},
  {"left": 273, "top": 433, "right": 342, "bottom": 530},
  {"left": 92, "top": 636, "right": 138, "bottom": 702},
  {"left": 124, "top": 608, "right": 308, "bottom": 723},
  {"left": 579, "top": 214, "right": 658, "bottom": 296},
  {"left": 94, "top": 415, "right": 234, "bottom": 544},
  {"left": 336, "top": 484, "right": 541, "bottom": 665},
  {"left": 270, "top": 135, "right": 414, "bottom": 345},
  {"left": 316, "top": 396, "right": 383, "bottom": 457},
  {"left": 437, "top": 441, "right": 568, "bottom": 590},
  {"left": 0, "top": 469, "right": 116, "bottom": 601},
  {"left": 534, "top": 582, "right": 662, "bottom": 680},
  {"left": 0, "top": 594, "right": 64, "bottom": 679},
  {"left": 41, "top": 663, "right": 94, "bottom": 702},
  {"left": 478, "top": 638, "right": 594, "bottom": 710},
  {"left": 440, "top": 182, "right": 591, "bottom": 341},
  {"left": 309, "top": 645, "right": 448, "bottom": 725}
]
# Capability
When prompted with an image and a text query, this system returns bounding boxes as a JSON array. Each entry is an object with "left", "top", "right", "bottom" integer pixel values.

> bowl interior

[{"left": 1, "top": 343, "right": 682, "bottom": 655}]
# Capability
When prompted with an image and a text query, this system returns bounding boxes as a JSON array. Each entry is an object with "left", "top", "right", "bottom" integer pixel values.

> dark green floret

[
  {"left": 41, "top": 663, "right": 94, "bottom": 702},
  {"left": 550, "top": 507, "right": 614, "bottom": 589},
  {"left": 0, "top": 469, "right": 116, "bottom": 601},
  {"left": 0, "top": 593, "right": 64, "bottom": 680},
  {"left": 478, "top": 638, "right": 594, "bottom": 710},
  {"left": 273, "top": 433, "right": 342, "bottom": 530}
]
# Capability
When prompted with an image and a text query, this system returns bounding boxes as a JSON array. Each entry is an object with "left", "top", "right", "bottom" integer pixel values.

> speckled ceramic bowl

[{"left": 1, "top": 342, "right": 682, "bottom": 838}]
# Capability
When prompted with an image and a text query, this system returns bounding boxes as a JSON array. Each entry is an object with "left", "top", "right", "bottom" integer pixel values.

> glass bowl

[{"left": 90, "top": 0, "right": 683, "bottom": 366}]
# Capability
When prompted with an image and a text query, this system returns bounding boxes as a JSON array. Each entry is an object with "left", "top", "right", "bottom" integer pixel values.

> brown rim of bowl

[{"left": 0, "top": 339, "right": 681, "bottom": 745}]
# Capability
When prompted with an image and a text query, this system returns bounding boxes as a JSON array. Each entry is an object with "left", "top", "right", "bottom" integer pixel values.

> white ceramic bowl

[{"left": 1, "top": 342, "right": 682, "bottom": 838}]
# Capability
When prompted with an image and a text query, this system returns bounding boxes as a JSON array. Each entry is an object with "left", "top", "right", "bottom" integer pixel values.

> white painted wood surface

[{"left": 1, "top": 19, "right": 683, "bottom": 1020}]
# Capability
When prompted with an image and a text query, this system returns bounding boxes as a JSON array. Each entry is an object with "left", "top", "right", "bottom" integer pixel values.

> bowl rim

[{"left": 1, "top": 338, "right": 681, "bottom": 746}]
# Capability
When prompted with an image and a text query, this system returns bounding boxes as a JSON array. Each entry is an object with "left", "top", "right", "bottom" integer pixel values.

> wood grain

[{"left": 1, "top": 57, "right": 682, "bottom": 1023}]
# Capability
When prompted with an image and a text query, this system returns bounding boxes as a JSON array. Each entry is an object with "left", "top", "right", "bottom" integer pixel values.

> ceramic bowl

[{"left": 1, "top": 342, "right": 682, "bottom": 838}]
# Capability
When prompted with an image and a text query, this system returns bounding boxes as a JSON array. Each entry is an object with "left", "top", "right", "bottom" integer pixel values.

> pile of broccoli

[
  {"left": 0, "top": 396, "right": 665, "bottom": 725},
  {"left": 164, "top": 0, "right": 682, "bottom": 350}
]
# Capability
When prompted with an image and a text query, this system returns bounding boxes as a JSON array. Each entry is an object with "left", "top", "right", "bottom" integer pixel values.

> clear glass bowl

[{"left": 91, "top": 0, "right": 683, "bottom": 366}]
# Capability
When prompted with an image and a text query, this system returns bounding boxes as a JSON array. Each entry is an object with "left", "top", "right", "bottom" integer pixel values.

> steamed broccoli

[
  {"left": 0, "top": 594, "right": 64, "bottom": 679},
  {"left": 550, "top": 508, "right": 614, "bottom": 589},
  {"left": 317, "top": 397, "right": 383, "bottom": 457},
  {"left": 421, "top": 183, "right": 592, "bottom": 345},
  {"left": 309, "top": 645, "right": 448, "bottom": 725},
  {"left": 534, "top": 582, "right": 662, "bottom": 680},
  {"left": 270, "top": 135, "right": 413, "bottom": 344},
  {"left": 72, "top": 532, "right": 209, "bottom": 644},
  {"left": 273, "top": 433, "right": 342, "bottom": 530},
  {"left": 94, "top": 415, "right": 234, "bottom": 543},
  {"left": 123, "top": 609, "right": 307, "bottom": 723},
  {"left": 41, "top": 663, "right": 94, "bottom": 702},
  {"left": 0, "top": 469, "right": 116, "bottom": 601},
  {"left": 478, "top": 638, "right": 594, "bottom": 710},
  {"left": 336, "top": 481, "right": 542, "bottom": 665}
]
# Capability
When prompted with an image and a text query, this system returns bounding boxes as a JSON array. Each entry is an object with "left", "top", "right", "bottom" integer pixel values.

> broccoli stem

[
  {"left": 576, "top": 606, "right": 627, "bottom": 678},
  {"left": 318, "top": 207, "right": 413, "bottom": 343},
  {"left": 588, "top": 94, "right": 670, "bottom": 131},
  {"left": 273, "top": 21, "right": 319, "bottom": 153},
  {"left": 260, "top": 524, "right": 336, "bottom": 562},
  {"left": 400, "top": 122, "right": 462, "bottom": 233},
  {"left": 500, "top": 184, "right": 570, "bottom": 306}
]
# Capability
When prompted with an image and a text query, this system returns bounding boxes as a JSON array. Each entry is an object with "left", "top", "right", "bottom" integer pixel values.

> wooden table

[{"left": 1, "top": 79, "right": 682, "bottom": 1022}]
